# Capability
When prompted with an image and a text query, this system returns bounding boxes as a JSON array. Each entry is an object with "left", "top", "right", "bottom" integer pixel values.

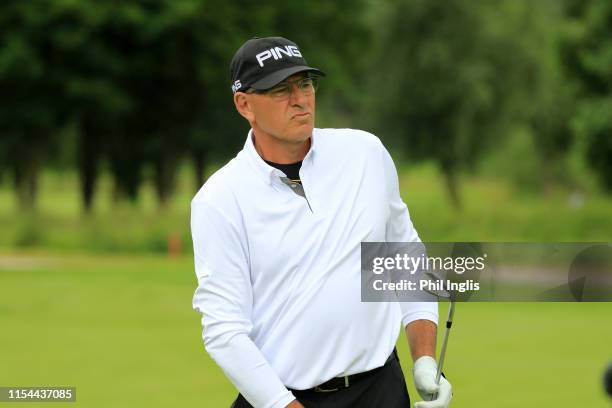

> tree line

[{"left": 0, "top": 0, "right": 609, "bottom": 211}]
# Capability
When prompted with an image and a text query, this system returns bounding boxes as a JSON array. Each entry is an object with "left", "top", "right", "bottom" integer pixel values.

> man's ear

[{"left": 234, "top": 92, "right": 255, "bottom": 123}]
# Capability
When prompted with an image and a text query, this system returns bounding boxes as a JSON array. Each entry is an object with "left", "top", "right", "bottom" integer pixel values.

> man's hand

[
  {"left": 285, "top": 400, "right": 305, "bottom": 408},
  {"left": 412, "top": 356, "right": 452, "bottom": 408}
]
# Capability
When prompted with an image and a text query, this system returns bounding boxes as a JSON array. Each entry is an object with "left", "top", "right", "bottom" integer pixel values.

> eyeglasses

[{"left": 247, "top": 76, "right": 319, "bottom": 100}]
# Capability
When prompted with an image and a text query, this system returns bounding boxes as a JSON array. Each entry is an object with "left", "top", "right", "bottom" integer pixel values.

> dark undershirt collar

[{"left": 264, "top": 160, "right": 302, "bottom": 182}]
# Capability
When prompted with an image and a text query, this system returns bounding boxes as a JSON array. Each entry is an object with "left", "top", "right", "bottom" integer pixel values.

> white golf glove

[{"left": 412, "top": 356, "right": 452, "bottom": 408}]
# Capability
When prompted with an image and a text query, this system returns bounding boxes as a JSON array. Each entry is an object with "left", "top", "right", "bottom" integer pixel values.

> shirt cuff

[{"left": 401, "top": 309, "right": 439, "bottom": 328}]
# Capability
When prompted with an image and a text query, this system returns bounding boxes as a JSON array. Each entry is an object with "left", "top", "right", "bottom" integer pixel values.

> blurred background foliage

[{"left": 0, "top": 0, "right": 610, "bottom": 252}]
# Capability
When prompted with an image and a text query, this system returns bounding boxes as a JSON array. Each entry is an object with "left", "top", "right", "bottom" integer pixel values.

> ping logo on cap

[
  {"left": 231, "top": 80, "right": 242, "bottom": 93},
  {"left": 255, "top": 46, "right": 303, "bottom": 67}
]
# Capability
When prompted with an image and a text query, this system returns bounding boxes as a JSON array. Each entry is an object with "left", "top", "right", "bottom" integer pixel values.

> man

[{"left": 191, "top": 36, "right": 452, "bottom": 408}]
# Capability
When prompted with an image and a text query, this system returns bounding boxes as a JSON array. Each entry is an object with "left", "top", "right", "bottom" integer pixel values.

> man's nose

[{"left": 288, "top": 84, "right": 309, "bottom": 105}]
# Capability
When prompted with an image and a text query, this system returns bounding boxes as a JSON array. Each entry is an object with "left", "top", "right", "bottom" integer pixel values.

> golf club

[{"left": 430, "top": 300, "right": 455, "bottom": 401}]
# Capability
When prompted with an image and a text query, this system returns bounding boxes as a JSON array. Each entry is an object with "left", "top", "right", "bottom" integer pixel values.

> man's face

[{"left": 246, "top": 73, "right": 316, "bottom": 145}]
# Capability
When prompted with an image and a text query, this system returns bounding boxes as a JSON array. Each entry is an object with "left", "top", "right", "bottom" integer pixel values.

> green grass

[
  {"left": 0, "top": 252, "right": 231, "bottom": 407},
  {"left": 0, "top": 162, "right": 610, "bottom": 254},
  {"left": 397, "top": 163, "right": 612, "bottom": 242},
  {"left": 1, "top": 252, "right": 611, "bottom": 407}
]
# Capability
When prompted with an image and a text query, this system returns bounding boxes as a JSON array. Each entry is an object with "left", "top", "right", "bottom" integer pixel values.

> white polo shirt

[{"left": 191, "top": 128, "right": 438, "bottom": 408}]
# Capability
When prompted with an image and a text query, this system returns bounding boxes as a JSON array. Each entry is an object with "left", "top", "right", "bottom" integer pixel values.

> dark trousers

[{"left": 230, "top": 353, "right": 411, "bottom": 408}]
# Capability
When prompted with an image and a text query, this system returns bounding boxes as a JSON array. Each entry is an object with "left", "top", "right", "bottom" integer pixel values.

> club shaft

[{"left": 436, "top": 301, "right": 455, "bottom": 384}]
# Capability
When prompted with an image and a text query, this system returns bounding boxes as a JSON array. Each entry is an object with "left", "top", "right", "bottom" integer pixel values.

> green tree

[
  {"left": 0, "top": 0, "right": 376, "bottom": 211},
  {"left": 508, "top": 1, "right": 576, "bottom": 192},
  {"left": 24, "top": 1, "right": 132, "bottom": 211},
  {"left": 366, "top": 0, "right": 562, "bottom": 207},
  {"left": 0, "top": 1, "right": 68, "bottom": 209},
  {"left": 562, "top": 0, "right": 612, "bottom": 192}
]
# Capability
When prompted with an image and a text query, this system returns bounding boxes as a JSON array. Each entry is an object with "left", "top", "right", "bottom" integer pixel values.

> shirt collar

[{"left": 243, "top": 128, "right": 317, "bottom": 185}]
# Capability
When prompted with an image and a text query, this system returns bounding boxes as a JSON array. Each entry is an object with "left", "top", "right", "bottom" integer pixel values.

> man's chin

[
  {"left": 293, "top": 133, "right": 313, "bottom": 145},
  {"left": 293, "top": 124, "right": 314, "bottom": 140},
  {"left": 281, "top": 130, "right": 312, "bottom": 145}
]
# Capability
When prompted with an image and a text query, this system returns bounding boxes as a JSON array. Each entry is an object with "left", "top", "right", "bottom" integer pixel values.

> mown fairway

[{"left": 1, "top": 253, "right": 610, "bottom": 407}]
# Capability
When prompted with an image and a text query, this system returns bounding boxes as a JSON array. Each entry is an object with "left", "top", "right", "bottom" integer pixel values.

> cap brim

[{"left": 251, "top": 66, "right": 325, "bottom": 90}]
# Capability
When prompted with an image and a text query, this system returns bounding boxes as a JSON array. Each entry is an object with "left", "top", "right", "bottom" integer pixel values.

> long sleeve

[
  {"left": 380, "top": 143, "right": 439, "bottom": 328},
  {"left": 191, "top": 198, "right": 295, "bottom": 408}
]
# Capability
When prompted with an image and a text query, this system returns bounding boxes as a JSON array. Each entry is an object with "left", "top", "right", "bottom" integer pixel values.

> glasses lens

[
  {"left": 268, "top": 83, "right": 291, "bottom": 98},
  {"left": 262, "top": 76, "right": 320, "bottom": 99},
  {"left": 300, "top": 77, "right": 318, "bottom": 94}
]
